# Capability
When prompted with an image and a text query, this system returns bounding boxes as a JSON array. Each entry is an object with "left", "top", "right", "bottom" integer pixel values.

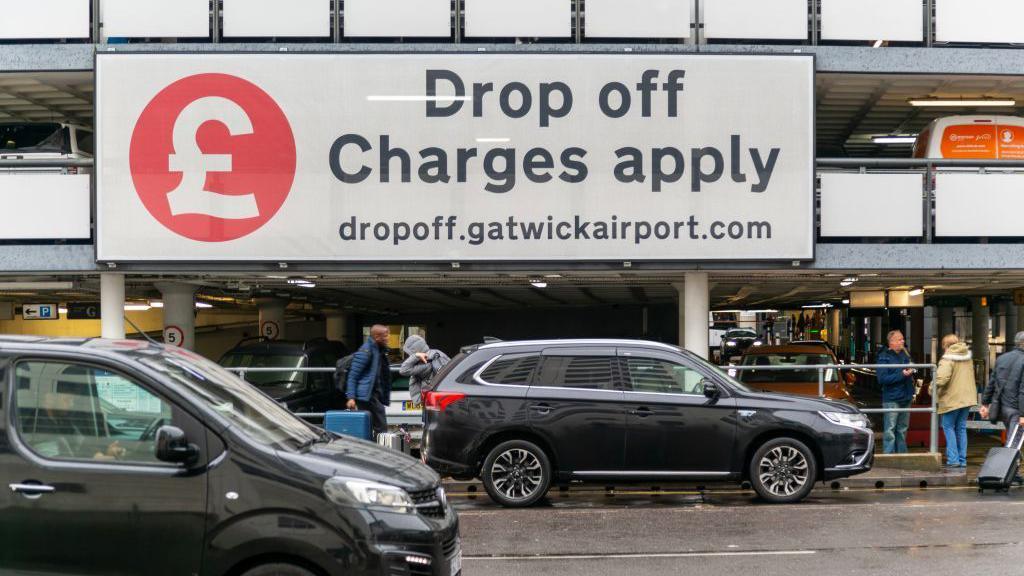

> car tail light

[{"left": 423, "top": 391, "right": 466, "bottom": 412}]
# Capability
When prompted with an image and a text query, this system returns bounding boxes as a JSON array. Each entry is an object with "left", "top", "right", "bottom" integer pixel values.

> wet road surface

[{"left": 452, "top": 485, "right": 1024, "bottom": 575}]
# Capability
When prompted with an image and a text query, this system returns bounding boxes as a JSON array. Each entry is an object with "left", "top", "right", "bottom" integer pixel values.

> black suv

[
  {"left": 219, "top": 337, "right": 348, "bottom": 413},
  {"left": 422, "top": 339, "right": 873, "bottom": 507},
  {"left": 0, "top": 336, "right": 459, "bottom": 576}
]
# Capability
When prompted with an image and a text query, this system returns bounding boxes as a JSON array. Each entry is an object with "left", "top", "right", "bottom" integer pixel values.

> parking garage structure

[{"left": 2, "top": 1, "right": 1024, "bottom": 377}]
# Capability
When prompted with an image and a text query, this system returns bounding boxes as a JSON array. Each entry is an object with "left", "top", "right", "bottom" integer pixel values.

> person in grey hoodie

[{"left": 399, "top": 335, "right": 450, "bottom": 404}]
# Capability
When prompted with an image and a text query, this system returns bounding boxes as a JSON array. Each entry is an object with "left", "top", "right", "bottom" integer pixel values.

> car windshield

[
  {"left": 139, "top": 349, "right": 319, "bottom": 451},
  {"left": 220, "top": 353, "right": 307, "bottom": 398},
  {"left": 737, "top": 353, "right": 838, "bottom": 383},
  {"left": 0, "top": 123, "right": 65, "bottom": 153},
  {"left": 725, "top": 329, "right": 757, "bottom": 338}
]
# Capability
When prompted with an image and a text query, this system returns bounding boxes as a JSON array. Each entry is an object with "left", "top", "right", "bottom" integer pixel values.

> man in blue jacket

[
  {"left": 877, "top": 330, "right": 916, "bottom": 454},
  {"left": 345, "top": 324, "right": 393, "bottom": 437}
]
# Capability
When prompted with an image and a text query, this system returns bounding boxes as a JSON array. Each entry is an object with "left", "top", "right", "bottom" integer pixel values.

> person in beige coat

[{"left": 933, "top": 334, "right": 977, "bottom": 469}]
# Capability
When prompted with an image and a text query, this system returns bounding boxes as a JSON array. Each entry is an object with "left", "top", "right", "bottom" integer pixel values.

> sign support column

[
  {"left": 100, "top": 273, "right": 125, "bottom": 339},
  {"left": 257, "top": 299, "right": 287, "bottom": 340},
  {"left": 156, "top": 282, "right": 197, "bottom": 350}
]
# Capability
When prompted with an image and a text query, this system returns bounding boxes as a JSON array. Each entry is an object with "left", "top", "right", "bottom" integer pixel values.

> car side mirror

[
  {"left": 702, "top": 379, "right": 720, "bottom": 398},
  {"left": 156, "top": 425, "right": 199, "bottom": 466}
]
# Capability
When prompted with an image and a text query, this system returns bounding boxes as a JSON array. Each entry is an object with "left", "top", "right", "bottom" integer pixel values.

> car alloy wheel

[
  {"left": 750, "top": 437, "right": 817, "bottom": 503},
  {"left": 758, "top": 445, "right": 809, "bottom": 497},
  {"left": 481, "top": 439, "right": 551, "bottom": 507}
]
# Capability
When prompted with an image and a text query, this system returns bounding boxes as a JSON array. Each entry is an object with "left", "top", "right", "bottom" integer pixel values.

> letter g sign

[{"left": 130, "top": 73, "right": 296, "bottom": 242}]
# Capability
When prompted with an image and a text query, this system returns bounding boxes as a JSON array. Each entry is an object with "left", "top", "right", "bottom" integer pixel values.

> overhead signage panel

[
  {"left": 96, "top": 53, "right": 814, "bottom": 262},
  {"left": 67, "top": 302, "right": 101, "bottom": 320},
  {"left": 23, "top": 303, "right": 59, "bottom": 320}
]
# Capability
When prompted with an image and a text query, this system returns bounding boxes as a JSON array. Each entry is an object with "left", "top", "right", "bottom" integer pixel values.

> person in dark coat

[
  {"left": 876, "top": 330, "right": 916, "bottom": 454},
  {"left": 345, "top": 324, "right": 393, "bottom": 437},
  {"left": 981, "top": 330, "right": 1024, "bottom": 434}
]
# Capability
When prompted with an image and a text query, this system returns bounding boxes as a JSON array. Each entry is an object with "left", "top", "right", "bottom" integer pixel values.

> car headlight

[
  {"left": 753, "top": 340, "right": 763, "bottom": 346},
  {"left": 726, "top": 340, "right": 737, "bottom": 346},
  {"left": 820, "top": 411, "right": 870, "bottom": 429},
  {"left": 323, "top": 477, "right": 415, "bottom": 513}
]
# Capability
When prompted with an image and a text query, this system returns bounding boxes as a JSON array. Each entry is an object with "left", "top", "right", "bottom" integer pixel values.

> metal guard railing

[{"left": 728, "top": 362, "right": 938, "bottom": 454}]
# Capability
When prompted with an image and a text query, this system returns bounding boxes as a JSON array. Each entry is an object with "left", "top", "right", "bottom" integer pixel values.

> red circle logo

[{"left": 130, "top": 73, "right": 296, "bottom": 242}]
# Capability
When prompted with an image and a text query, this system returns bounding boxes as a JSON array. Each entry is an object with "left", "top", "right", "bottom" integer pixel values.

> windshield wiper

[{"left": 296, "top": 430, "right": 333, "bottom": 451}]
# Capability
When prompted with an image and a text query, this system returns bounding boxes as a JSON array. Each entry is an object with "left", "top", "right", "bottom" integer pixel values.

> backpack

[{"left": 333, "top": 353, "right": 357, "bottom": 396}]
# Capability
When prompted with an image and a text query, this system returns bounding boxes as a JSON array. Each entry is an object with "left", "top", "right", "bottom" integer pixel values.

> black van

[
  {"left": 422, "top": 338, "right": 873, "bottom": 507},
  {"left": 219, "top": 337, "right": 348, "bottom": 413},
  {"left": 0, "top": 336, "right": 460, "bottom": 576}
]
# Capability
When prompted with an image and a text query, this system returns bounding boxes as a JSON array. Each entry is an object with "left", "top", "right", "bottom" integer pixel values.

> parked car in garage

[
  {"left": 219, "top": 337, "right": 348, "bottom": 413},
  {"left": 0, "top": 121, "right": 93, "bottom": 174},
  {"left": 719, "top": 328, "right": 762, "bottom": 362},
  {"left": 0, "top": 336, "right": 459, "bottom": 576},
  {"left": 732, "top": 344, "right": 855, "bottom": 402},
  {"left": 422, "top": 338, "right": 873, "bottom": 507}
]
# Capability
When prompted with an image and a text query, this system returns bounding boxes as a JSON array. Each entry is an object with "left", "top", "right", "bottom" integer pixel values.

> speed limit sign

[
  {"left": 261, "top": 320, "right": 281, "bottom": 340},
  {"left": 163, "top": 325, "right": 185, "bottom": 347}
]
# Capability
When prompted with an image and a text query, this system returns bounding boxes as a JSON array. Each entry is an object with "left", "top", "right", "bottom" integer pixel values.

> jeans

[
  {"left": 940, "top": 407, "right": 970, "bottom": 466},
  {"left": 883, "top": 400, "right": 911, "bottom": 454}
]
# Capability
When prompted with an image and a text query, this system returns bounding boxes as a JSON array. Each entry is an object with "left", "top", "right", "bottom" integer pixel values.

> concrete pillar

[
  {"left": 683, "top": 272, "right": 709, "bottom": 360},
  {"left": 100, "top": 273, "right": 125, "bottom": 339},
  {"left": 870, "top": 316, "right": 883, "bottom": 353},
  {"left": 1009, "top": 305, "right": 1021, "bottom": 339},
  {"left": 257, "top": 299, "right": 287, "bottom": 340},
  {"left": 909, "top": 307, "right": 924, "bottom": 362},
  {"left": 993, "top": 302, "right": 1005, "bottom": 340},
  {"left": 325, "top": 311, "right": 351, "bottom": 347},
  {"left": 971, "top": 297, "right": 989, "bottom": 371},
  {"left": 156, "top": 282, "right": 197, "bottom": 350},
  {"left": 938, "top": 307, "right": 956, "bottom": 339},
  {"left": 924, "top": 306, "right": 937, "bottom": 363},
  {"left": 955, "top": 307, "right": 968, "bottom": 341},
  {"left": 672, "top": 282, "right": 685, "bottom": 349}
]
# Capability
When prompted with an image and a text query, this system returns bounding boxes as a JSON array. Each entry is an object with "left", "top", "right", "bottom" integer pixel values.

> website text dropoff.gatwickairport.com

[{"left": 339, "top": 215, "right": 773, "bottom": 246}]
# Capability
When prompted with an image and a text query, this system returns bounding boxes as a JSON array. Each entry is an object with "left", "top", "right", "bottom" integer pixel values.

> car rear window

[
  {"left": 478, "top": 354, "right": 539, "bottom": 386},
  {"left": 0, "top": 123, "right": 65, "bottom": 153},
  {"left": 430, "top": 351, "right": 471, "bottom": 389}
]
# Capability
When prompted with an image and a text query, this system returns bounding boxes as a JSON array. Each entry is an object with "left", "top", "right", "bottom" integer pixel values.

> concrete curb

[{"left": 441, "top": 468, "right": 976, "bottom": 496}]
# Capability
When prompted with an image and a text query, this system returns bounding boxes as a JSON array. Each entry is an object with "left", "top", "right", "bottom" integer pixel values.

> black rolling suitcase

[{"left": 978, "top": 423, "right": 1024, "bottom": 493}]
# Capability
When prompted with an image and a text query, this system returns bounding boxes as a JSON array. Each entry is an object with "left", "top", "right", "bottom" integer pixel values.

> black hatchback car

[
  {"left": 219, "top": 337, "right": 348, "bottom": 413},
  {"left": 422, "top": 339, "right": 873, "bottom": 507},
  {"left": 0, "top": 336, "right": 459, "bottom": 576}
]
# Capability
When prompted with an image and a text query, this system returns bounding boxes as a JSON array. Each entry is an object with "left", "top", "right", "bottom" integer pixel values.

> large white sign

[{"left": 96, "top": 53, "right": 814, "bottom": 262}]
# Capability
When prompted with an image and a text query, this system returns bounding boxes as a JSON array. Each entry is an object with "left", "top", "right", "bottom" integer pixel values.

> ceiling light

[
  {"left": 544, "top": 274, "right": 563, "bottom": 278},
  {"left": 840, "top": 281, "right": 854, "bottom": 287},
  {"left": 872, "top": 39, "right": 884, "bottom": 48},
  {"left": 801, "top": 303, "right": 834, "bottom": 309},
  {"left": 287, "top": 279, "right": 316, "bottom": 288},
  {"left": 908, "top": 288, "right": 924, "bottom": 296},
  {"left": 265, "top": 275, "right": 288, "bottom": 279},
  {"left": 529, "top": 279, "right": 548, "bottom": 289},
  {"left": 908, "top": 98, "right": 1016, "bottom": 107},
  {"left": 124, "top": 304, "right": 150, "bottom": 311},
  {"left": 0, "top": 281, "right": 74, "bottom": 290},
  {"left": 149, "top": 301, "right": 164, "bottom": 308},
  {"left": 58, "top": 307, "right": 68, "bottom": 314},
  {"left": 195, "top": 302, "right": 213, "bottom": 309},
  {"left": 843, "top": 277, "right": 858, "bottom": 283},
  {"left": 842, "top": 299, "right": 850, "bottom": 305},
  {"left": 872, "top": 136, "right": 917, "bottom": 145}
]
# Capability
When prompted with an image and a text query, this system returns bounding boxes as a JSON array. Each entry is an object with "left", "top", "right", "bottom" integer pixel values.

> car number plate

[
  {"left": 449, "top": 549, "right": 462, "bottom": 576},
  {"left": 403, "top": 401, "right": 422, "bottom": 411}
]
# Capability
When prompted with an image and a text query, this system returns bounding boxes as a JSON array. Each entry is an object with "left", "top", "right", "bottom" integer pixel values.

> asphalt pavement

[{"left": 452, "top": 485, "right": 1024, "bottom": 576}]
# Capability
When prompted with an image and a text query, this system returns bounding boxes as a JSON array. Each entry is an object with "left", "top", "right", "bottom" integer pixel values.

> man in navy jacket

[
  {"left": 877, "top": 330, "right": 916, "bottom": 454},
  {"left": 346, "top": 324, "right": 393, "bottom": 437}
]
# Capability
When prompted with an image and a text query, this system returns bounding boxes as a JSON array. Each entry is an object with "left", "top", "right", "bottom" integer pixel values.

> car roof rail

[
  {"left": 232, "top": 336, "right": 269, "bottom": 347},
  {"left": 482, "top": 336, "right": 503, "bottom": 344}
]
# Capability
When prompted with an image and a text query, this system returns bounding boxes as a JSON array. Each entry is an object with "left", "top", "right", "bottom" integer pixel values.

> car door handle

[
  {"left": 630, "top": 407, "right": 654, "bottom": 417},
  {"left": 10, "top": 483, "right": 56, "bottom": 497},
  {"left": 529, "top": 403, "right": 552, "bottom": 415}
]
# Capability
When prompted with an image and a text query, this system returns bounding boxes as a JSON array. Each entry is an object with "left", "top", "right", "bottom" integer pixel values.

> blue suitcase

[{"left": 324, "top": 410, "right": 372, "bottom": 440}]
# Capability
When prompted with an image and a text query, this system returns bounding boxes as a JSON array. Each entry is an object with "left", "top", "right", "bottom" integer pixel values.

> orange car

[{"left": 732, "top": 344, "right": 854, "bottom": 402}]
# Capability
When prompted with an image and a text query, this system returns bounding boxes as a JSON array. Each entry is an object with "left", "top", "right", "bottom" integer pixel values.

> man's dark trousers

[{"left": 355, "top": 398, "right": 387, "bottom": 438}]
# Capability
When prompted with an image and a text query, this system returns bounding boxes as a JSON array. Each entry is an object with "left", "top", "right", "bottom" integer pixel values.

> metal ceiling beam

[
  {"left": 0, "top": 86, "right": 88, "bottom": 125},
  {"left": 478, "top": 288, "right": 528, "bottom": 307}
]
